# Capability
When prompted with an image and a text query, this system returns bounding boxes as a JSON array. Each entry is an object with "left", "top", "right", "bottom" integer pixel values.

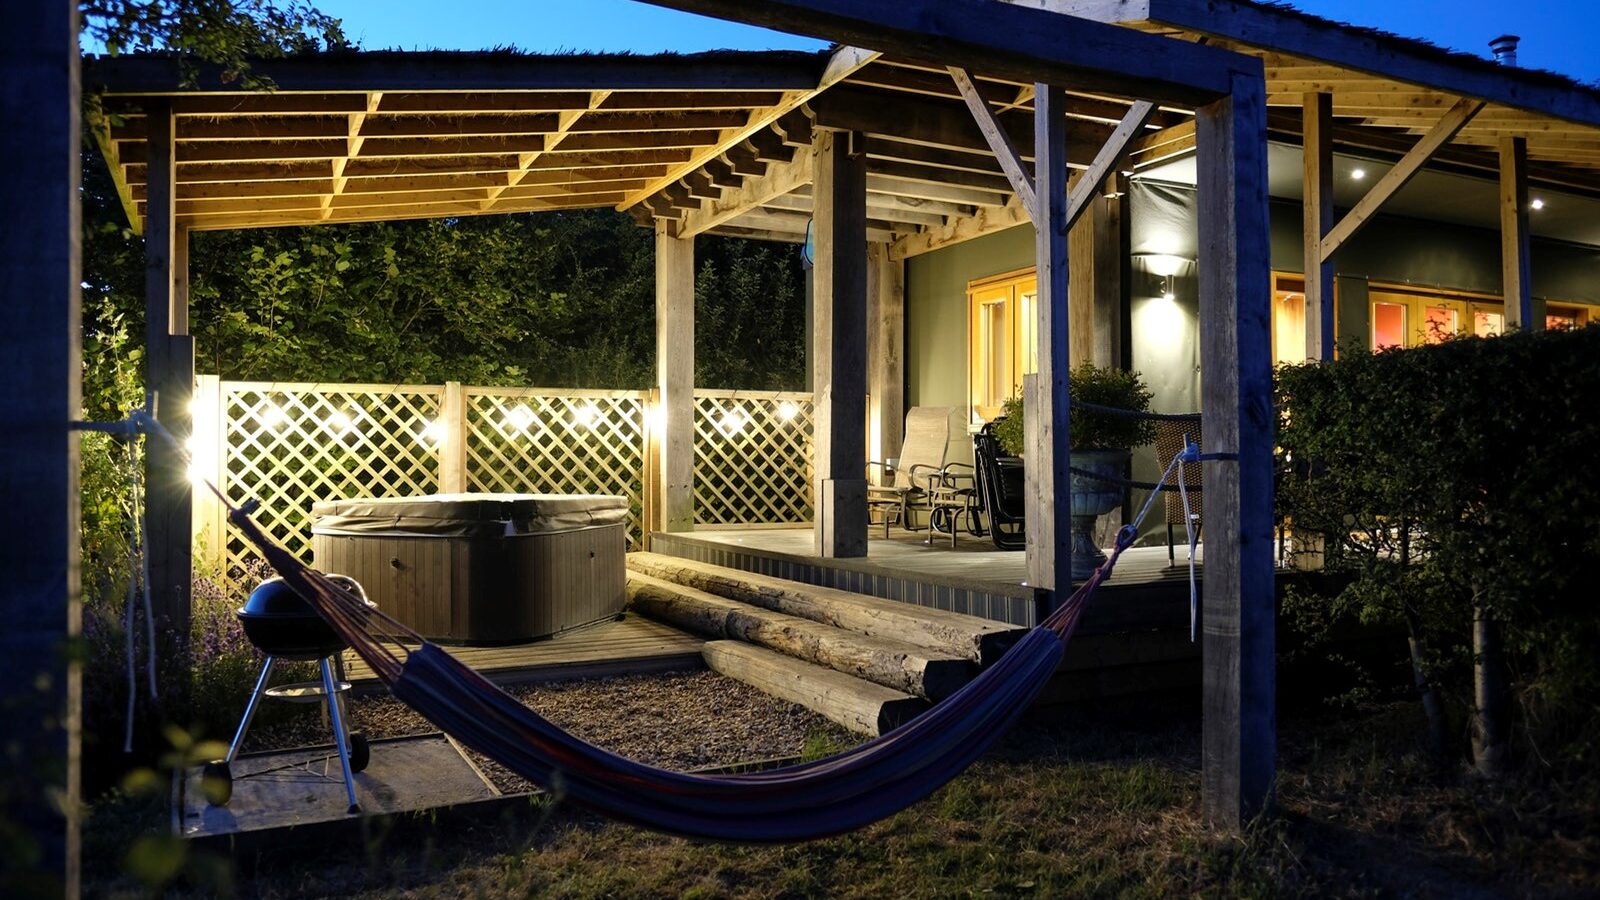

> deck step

[
  {"left": 626, "top": 572, "right": 974, "bottom": 701},
  {"left": 702, "top": 641, "right": 927, "bottom": 737},
  {"left": 628, "top": 552, "right": 1027, "bottom": 666}
]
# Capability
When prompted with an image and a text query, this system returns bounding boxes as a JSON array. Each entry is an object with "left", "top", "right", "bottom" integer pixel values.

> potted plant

[{"left": 990, "top": 364, "right": 1157, "bottom": 578}]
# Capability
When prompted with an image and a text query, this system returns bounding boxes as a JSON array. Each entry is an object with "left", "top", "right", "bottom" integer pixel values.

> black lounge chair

[{"left": 973, "top": 420, "right": 1025, "bottom": 551}]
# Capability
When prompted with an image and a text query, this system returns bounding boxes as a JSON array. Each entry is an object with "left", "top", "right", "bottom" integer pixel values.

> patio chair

[
  {"left": 867, "top": 407, "right": 967, "bottom": 537},
  {"left": 1154, "top": 416, "right": 1203, "bottom": 565},
  {"left": 972, "top": 419, "right": 1025, "bottom": 551}
]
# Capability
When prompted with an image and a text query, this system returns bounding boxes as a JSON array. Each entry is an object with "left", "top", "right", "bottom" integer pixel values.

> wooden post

[
  {"left": 655, "top": 224, "right": 696, "bottom": 533},
  {"left": 1, "top": 0, "right": 81, "bottom": 890},
  {"left": 1025, "top": 84, "right": 1072, "bottom": 605},
  {"left": 189, "top": 374, "right": 227, "bottom": 571},
  {"left": 811, "top": 129, "right": 869, "bottom": 558},
  {"left": 438, "top": 381, "right": 467, "bottom": 493},
  {"left": 1303, "top": 92, "right": 1335, "bottom": 361},
  {"left": 143, "top": 98, "right": 195, "bottom": 685},
  {"left": 1499, "top": 136, "right": 1535, "bottom": 331},
  {"left": 1069, "top": 186, "right": 1122, "bottom": 368},
  {"left": 866, "top": 243, "right": 904, "bottom": 483},
  {"left": 1196, "top": 70, "right": 1277, "bottom": 829}
]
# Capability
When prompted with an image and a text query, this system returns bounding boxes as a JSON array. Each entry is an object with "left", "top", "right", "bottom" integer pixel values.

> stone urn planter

[{"left": 1069, "top": 448, "right": 1130, "bottom": 580}]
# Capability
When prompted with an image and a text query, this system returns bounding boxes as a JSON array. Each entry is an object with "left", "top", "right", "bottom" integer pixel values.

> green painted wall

[{"left": 904, "top": 225, "right": 1035, "bottom": 411}]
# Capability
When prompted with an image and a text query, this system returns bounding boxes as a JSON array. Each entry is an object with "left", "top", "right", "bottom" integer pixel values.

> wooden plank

[
  {"left": 627, "top": 574, "right": 973, "bottom": 700},
  {"left": 888, "top": 196, "right": 1030, "bottom": 260},
  {"left": 1195, "top": 70, "right": 1276, "bottom": 829},
  {"left": 85, "top": 52, "right": 827, "bottom": 94},
  {"left": 1319, "top": 98, "right": 1485, "bottom": 261},
  {"left": 949, "top": 67, "right": 1037, "bottom": 215},
  {"left": 1025, "top": 83, "right": 1073, "bottom": 601},
  {"left": 811, "top": 131, "right": 871, "bottom": 559},
  {"left": 1303, "top": 91, "right": 1334, "bottom": 360},
  {"left": 633, "top": 0, "right": 1244, "bottom": 104},
  {"left": 2, "top": 0, "right": 82, "bottom": 887},
  {"left": 1499, "top": 136, "right": 1535, "bottom": 331},
  {"left": 655, "top": 225, "right": 695, "bottom": 532},
  {"left": 703, "top": 641, "right": 927, "bottom": 736},
  {"left": 627, "top": 553, "right": 1026, "bottom": 665},
  {"left": 617, "top": 44, "right": 880, "bottom": 213}
]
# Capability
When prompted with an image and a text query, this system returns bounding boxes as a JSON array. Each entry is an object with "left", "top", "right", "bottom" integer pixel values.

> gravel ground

[{"left": 241, "top": 670, "right": 857, "bottom": 793}]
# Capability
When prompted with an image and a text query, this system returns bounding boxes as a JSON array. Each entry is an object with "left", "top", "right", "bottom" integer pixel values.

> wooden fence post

[
  {"left": 190, "top": 374, "right": 227, "bottom": 573},
  {"left": 439, "top": 381, "right": 467, "bottom": 493}
]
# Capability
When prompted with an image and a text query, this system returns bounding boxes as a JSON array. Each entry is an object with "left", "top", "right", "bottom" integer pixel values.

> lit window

[
  {"left": 967, "top": 270, "right": 1037, "bottom": 422},
  {"left": 1373, "top": 301, "right": 1408, "bottom": 349}
]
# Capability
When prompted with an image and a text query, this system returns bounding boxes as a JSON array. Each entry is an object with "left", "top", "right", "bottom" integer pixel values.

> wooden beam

[
  {"left": 617, "top": 44, "right": 880, "bottom": 212},
  {"left": 633, "top": 0, "right": 1245, "bottom": 104},
  {"left": 141, "top": 99, "right": 194, "bottom": 701},
  {"left": 949, "top": 67, "right": 1036, "bottom": 215},
  {"left": 887, "top": 196, "right": 1030, "bottom": 260},
  {"left": 1064, "top": 100, "right": 1156, "bottom": 229},
  {"left": 2, "top": 1, "right": 82, "bottom": 889},
  {"left": 325, "top": 92, "right": 380, "bottom": 219},
  {"left": 1128, "top": 119, "right": 1197, "bottom": 168},
  {"left": 1054, "top": 0, "right": 1600, "bottom": 129},
  {"left": 811, "top": 130, "right": 870, "bottom": 559},
  {"left": 1303, "top": 91, "right": 1334, "bottom": 360},
  {"left": 679, "top": 143, "right": 813, "bottom": 236},
  {"left": 1195, "top": 68, "right": 1276, "bottom": 830},
  {"left": 1025, "top": 83, "right": 1072, "bottom": 602},
  {"left": 485, "top": 88, "right": 610, "bottom": 211},
  {"left": 87, "top": 97, "right": 144, "bottom": 233},
  {"left": 1499, "top": 136, "right": 1534, "bottom": 330},
  {"left": 85, "top": 51, "right": 828, "bottom": 94},
  {"left": 730, "top": 206, "right": 899, "bottom": 244},
  {"left": 1319, "top": 98, "right": 1485, "bottom": 261},
  {"left": 655, "top": 225, "right": 695, "bottom": 533}
]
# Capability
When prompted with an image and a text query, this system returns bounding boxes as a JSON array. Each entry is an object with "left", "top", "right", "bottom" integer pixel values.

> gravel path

[{"left": 242, "top": 670, "right": 858, "bottom": 793}]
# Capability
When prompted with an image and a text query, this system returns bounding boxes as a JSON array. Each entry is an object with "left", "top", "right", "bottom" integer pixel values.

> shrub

[
  {"left": 990, "top": 364, "right": 1157, "bottom": 456},
  {"left": 1276, "top": 325, "right": 1600, "bottom": 767}
]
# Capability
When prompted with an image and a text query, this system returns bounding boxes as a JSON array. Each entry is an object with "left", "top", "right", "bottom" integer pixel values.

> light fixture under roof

[
  {"left": 1351, "top": 167, "right": 1367, "bottom": 181},
  {"left": 1531, "top": 197, "right": 1546, "bottom": 211}
]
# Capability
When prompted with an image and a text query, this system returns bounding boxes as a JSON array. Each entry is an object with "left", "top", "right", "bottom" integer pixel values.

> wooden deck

[
  {"left": 342, "top": 614, "right": 705, "bottom": 691},
  {"left": 651, "top": 525, "right": 1203, "bottom": 628}
]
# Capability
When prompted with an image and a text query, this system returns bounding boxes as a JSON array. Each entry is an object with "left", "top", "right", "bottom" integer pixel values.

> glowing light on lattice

[{"left": 776, "top": 400, "right": 800, "bottom": 422}]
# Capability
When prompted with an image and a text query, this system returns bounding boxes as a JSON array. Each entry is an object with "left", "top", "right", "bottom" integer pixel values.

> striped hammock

[{"left": 230, "top": 506, "right": 1138, "bottom": 842}]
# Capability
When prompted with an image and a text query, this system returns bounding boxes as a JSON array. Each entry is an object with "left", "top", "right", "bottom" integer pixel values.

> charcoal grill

[{"left": 202, "top": 574, "right": 375, "bottom": 814}]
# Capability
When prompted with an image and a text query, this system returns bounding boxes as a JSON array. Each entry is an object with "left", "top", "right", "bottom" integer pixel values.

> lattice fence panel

[
  {"left": 463, "top": 388, "right": 648, "bottom": 548},
  {"left": 693, "top": 390, "right": 814, "bottom": 526},
  {"left": 217, "top": 383, "right": 443, "bottom": 588}
]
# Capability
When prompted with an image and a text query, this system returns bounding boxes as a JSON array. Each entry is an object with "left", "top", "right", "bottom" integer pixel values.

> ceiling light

[
  {"left": 1350, "top": 167, "right": 1367, "bottom": 181},
  {"left": 1531, "top": 197, "right": 1545, "bottom": 211}
]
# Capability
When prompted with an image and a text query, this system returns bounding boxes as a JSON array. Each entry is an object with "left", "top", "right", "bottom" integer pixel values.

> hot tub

[{"left": 310, "top": 493, "right": 628, "bottom": 644}]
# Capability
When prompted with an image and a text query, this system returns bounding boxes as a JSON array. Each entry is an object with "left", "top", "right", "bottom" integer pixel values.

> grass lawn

[{"left": 86, "top": 699, "right": 1599, "bottom": 898}]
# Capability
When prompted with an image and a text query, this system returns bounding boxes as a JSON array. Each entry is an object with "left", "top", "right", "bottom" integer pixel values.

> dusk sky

[{"left": 312, "top": 0, "right": 1600, "bottom": 84}]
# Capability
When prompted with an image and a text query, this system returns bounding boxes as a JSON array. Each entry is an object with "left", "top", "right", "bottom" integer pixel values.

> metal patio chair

[{"left": 867, "top": 407, "right": 968, "bottom": 538}]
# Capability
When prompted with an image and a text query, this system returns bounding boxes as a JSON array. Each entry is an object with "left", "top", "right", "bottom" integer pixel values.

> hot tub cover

[{"left": 312, "top": 493, "right": 629, "bottom": 538}]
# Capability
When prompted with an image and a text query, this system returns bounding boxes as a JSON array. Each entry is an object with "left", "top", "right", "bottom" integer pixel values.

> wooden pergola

[{"left": 18, "top": 1, "right": 1285, "bottom": 888}]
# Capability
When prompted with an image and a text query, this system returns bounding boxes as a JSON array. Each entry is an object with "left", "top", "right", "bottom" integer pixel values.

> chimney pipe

[{"left": 1489, "top": 34, "right": 1520, "bottom": 67}]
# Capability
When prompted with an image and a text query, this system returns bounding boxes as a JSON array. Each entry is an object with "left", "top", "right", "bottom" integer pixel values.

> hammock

[{"left": 228, "top": 506, "right": 1137, "bottom": 842}]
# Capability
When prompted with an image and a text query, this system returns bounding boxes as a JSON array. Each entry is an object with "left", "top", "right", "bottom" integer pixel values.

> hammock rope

[{"left": 84, "top": 403, "right": 1207, "bottom": 842}]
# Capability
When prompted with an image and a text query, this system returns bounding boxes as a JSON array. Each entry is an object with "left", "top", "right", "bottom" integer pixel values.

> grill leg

[
  {"left": 320, "top": 658, "right": 361, "bottom": 814},
  {"left": 226, "top": 656, "right": 276, "bottom": 764}
]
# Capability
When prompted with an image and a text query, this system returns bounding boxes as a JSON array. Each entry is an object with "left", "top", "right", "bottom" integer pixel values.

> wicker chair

[
  {"left": 1153, "top": 416, "right": 1203, "bottom": 565},
  {"left": 867, "top": 407, "right": 966, "bottom": 537}
]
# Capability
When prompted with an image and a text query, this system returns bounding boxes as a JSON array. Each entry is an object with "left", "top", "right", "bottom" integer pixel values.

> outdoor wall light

[
  {"left": 776, "top": 400, "right": 800, "bottom": 422},
  {"left": 1135, "top": 253, "right": 1191, "bottom": 304},
  {"left": 505, "top": 403, "right": 536, "bottom": 432},
  {"left": 645, "top": 402, "right": 666, "bottom": 433},
  {"left": 574, "top": 402, "right": 601, "bottom": 428},
  {"left": 1351, "top": 167, "right": 1367, "bottom": 181},
  {"left": 1531, "top": 197, "right": 1546, "bottom": 210}
]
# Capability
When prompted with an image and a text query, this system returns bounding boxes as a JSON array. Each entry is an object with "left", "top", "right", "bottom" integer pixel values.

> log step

[
  {"left": 626, "top": 572, "right": 974, "bottom": 701},
  {"left": 628, "top": 552, "right": 1028, "bottom": 666},
  {"left": 702, "top": 641, "right": 927, "bottom": 737}
]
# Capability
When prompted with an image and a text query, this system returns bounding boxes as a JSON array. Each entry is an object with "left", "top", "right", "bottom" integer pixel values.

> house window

[
  {"left": 1271, "top": 273, "right": 1308, "bottom": 364},
  {"left": 967, "top": 269, "right": 1037, "bottom": 422},
  {"left": 1370, "top": 285, "right": 1498, "bottom": 348},
  {"left": 1546, "top": 303, "right": 1591, "bottom": 330}
]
